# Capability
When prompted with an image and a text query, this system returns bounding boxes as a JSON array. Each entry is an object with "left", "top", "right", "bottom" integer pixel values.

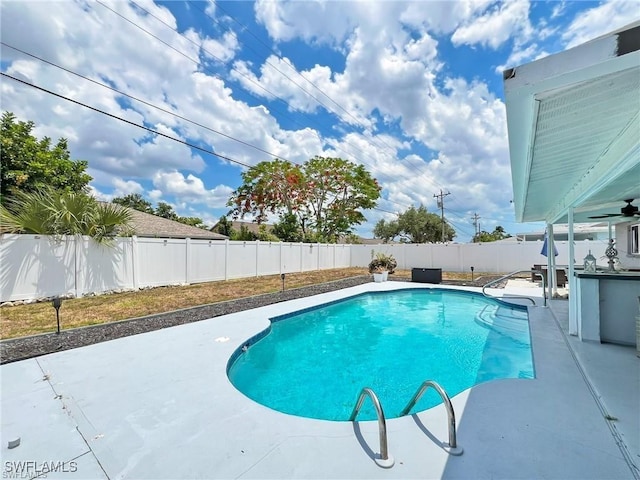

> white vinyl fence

[
  {"left": 0, "top": 234, "right": 609, "bottom": 302},
  {"left": 351, "top": 240, "right": 608, "bottom": 273},
  {"left": 0, "top": 235, "right": 351, "bottom": 302}
]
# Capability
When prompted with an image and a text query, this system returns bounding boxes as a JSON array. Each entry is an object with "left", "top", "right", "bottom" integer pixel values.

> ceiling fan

[{"left": 588, "top": 199, "right": 640, "bottom": 219}]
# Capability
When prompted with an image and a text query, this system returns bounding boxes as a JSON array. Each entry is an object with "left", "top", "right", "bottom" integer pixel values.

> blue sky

[{"left": 1, "top": 1, "right": 638, "bottom": 241}]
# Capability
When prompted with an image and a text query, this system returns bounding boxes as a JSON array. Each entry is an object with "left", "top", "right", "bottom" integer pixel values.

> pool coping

[{"left": 1, "top": 281, "right": 635, "bottom": 479}]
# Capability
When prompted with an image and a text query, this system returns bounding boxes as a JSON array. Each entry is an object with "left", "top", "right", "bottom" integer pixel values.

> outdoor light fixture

[
  {"left": 583, "top": 250, "right": 597, "bottom": 273},
  {"left": 470, "top": 266, "right": 475, "bottom": 282},
  {"left": 52, "top": 297, "right": 62, "bottom": 334},
  {"left": 281, "top": 273, "right": 285, "bottom": 292}
]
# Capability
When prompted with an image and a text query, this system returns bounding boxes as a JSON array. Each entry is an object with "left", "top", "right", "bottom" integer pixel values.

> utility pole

[
  {"left": 434, "top": 189, "right": 451, "bottom": 243},
  {"left": 471, "top": 212, "right": 481, "bottom": 238}
]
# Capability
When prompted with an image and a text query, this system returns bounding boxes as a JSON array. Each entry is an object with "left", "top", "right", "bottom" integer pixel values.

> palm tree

[{"left": 0, "top": 188, "right": 132, "bottom": 243}]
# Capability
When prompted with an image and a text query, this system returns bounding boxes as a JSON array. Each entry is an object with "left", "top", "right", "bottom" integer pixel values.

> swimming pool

[{"left": 227, "top": 288, "right": 534, "bottom": 421}]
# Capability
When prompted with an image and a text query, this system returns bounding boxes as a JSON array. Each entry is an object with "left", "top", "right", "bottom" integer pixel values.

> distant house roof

[
  {"left": 126, "top": 208, "right": 227, "bottom": 240},
  {"left": 231, "top": 221, "right": 273, "bottom": 234}
]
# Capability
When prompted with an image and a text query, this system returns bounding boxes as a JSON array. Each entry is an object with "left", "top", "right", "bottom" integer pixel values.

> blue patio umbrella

[{"left": 540, "top": 232, "right": 558, "bottom": 257}]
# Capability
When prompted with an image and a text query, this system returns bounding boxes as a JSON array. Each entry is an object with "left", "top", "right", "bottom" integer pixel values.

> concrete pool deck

[{"left": 1, "top": 282, "right": 638, "bottom": 479}]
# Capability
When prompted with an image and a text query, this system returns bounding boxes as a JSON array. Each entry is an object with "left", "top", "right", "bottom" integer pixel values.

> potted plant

[{"left": 368, "top": 252, "right": 397, "bottom": 282}]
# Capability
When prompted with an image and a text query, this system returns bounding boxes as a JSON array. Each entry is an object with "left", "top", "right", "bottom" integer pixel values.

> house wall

[
  {"left": 0, "top": 234, "right": 616, "bottom": 303},
  {"left": 616, "top": 221, "right": 640, "bottom": 269}
]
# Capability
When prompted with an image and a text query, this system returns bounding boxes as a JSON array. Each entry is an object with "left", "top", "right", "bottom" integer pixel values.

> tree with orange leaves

[{"left": 227, "top": 156, "right": 380, "bottom": 242}]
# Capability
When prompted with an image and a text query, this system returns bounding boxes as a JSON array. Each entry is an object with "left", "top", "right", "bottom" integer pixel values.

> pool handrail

[
  {"left": 349, "top": 387, "right": 394, "bottom": 468},
  {"left": 400, "top": 380, "right": 463, "bottom": 455},
  {"left": 482, "top": 269, "right": 546, "bottom": 307}
]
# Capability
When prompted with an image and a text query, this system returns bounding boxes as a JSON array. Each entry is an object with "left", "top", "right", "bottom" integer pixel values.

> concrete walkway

[{"left": 1, "top": 282, "right": 637, "bottom": 479}]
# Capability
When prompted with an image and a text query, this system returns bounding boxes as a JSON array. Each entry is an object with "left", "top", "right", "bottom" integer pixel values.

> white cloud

[
  {"left": 254, "top": 0, "right": 357, "bottom": 45},
  {"left": 204, "top": 0, "right": 216, "bottom": 17},
  {"left": 452, "top": 0, "right": 532, "bottom": 49},
  {"left": 563, "top": 0, "right": 640, "bottom": 49},
  {"left": 201, "top": 30, "right": 239, "bottom": 63},
  {"left": 148, "top": 189, "right": 163, "bottom": 202},
  {"left": 152, "top": 170, "right": 233, "bottom": 208},
  {"left": 2, "top": 0, "right": 587, "bottom": 241},
  {"left": 112, "top": 179, "right": 145, "bottom": 197}
]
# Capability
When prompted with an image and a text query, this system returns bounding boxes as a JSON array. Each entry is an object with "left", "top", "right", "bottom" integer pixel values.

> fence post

[
  {"left": 224, "top": 239, "right": 229, "bottom": 280},
  {"left": 185, "top": 237, "right": 191, "bottom": 284},
  {"left": 74, "top": 235, "right": 81, "bottom": 298},
  {"left": 131, "top": 236, "right": 138, "bottom": 289},
  {"left": 255, "top": 240, "right": 260, "bottom": 277}
]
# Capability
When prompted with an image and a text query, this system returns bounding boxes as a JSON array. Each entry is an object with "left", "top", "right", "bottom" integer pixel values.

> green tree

[
  {"left": 374, "top": 205, "right": 455, "bottom": 243},
  {"left": 155, "top": 202, "right": 179, "bottom": 220},
  {"left": 228, "top": 156, "right": 380, "bottom": 242},
  {"left": 231, "top": 225, "right": 257, "bottom": 241},
  {"left": 112, "top": 193, "right": 154, "bottom": 214},
  {"left": 373, "top": 218, "right": 400, "bottom": 243},
  {"left": 178, "top": 216, "right": 206, "bottom": 229},
  {"left": 0, "top": 188, "right": 132, "bottom": 243},
  {"left": 303, "top": 156, "right": 380, "bottom": 242},
  {"left": 272, "top": 213, "right": 303, "bottom": 242},
  {"left": 1, "top": 112, "right": 92, "bottom": 203},
  {"left": 256, "top": 224, "right": 280, "bottom": 242},
  {"left": 228, "top": 159, "right": 305, "bottom": 223},
  {"left": 211, "top": 215, "right": 235, "bottom": 237},
  {"left": 473, "top": 225, "right": 511, "bottom": 243}
]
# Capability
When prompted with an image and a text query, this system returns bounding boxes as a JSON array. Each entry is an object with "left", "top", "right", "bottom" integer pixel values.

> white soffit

[{"left": 504, "top": 22, "right": 640, "bottom": 225}]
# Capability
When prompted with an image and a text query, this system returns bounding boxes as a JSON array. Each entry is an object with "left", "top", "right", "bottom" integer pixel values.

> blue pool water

[{"left": 227, "top": 289, "right": 534, "bottom": 421}]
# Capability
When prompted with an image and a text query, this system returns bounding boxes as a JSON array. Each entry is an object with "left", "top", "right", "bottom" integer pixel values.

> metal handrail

[
  {"left": 481, "top": 269, "right": 546, "bottom": 306},
  {"left": 350, "top": 387, "right": 394, "bottom": 467},
  {"left": 400, "top": 380, "right": 462, "bottom": 455}
]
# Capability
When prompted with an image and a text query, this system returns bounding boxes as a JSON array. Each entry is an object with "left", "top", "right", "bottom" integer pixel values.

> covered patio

[
  {"left": 503, "top": 21, "right": 640, "bottom": 342},
  {"left": 503, "top": 20, "right": 640, "bottom": 478}
]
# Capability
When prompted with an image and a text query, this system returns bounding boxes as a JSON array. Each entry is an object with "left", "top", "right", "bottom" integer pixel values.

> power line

[
  {"left": 3, "top": 43, "right": 414, "bottom": 216},
  {"left": 0, "top": 42, "right": 295, "bottom": 165},
  {"left": 1, "top": 72, "right": 254, "bottom": 169},
  {"left": 194, "top": 0, "right": 457, "bottom": 199},
  {"left": 206, "top": 0, "right": 404, "bottom": 155},
  {"left": 99, "top": 0, "right": 414, "bottom": 208},
  {"left": 6, "top": 3, "right": 470, "bottom": 229},
  {"left": 2, "top": 72, "right": 399, "bottom": 220}
]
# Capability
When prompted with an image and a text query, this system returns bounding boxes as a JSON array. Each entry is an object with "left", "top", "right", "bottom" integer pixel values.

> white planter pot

[
  {"left": 382, "top": 271, "right": 389, "bottom": 281},
  {"left": 373, "top": 273, "right": 384, "bottom": 283}
]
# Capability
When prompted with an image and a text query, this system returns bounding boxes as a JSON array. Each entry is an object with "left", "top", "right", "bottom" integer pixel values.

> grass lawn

[{"left": 0, "top": 268, "right": 486, "bottom": 340}]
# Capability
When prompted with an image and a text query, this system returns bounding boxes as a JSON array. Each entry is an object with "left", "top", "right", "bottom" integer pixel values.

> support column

[
  {"left": 548, "top": 224, "right": 557, "bottom": 298},
  {"left": 568, "top": 207, "right": 578, "bottom": 335}
]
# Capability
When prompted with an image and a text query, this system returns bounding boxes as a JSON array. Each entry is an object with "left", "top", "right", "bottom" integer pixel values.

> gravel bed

[
  {"left": 1, "top": 275, "right": 503, "bottom": 365},
  {"left": 1, "top": 276, "right": 371, "bottom": 364}
]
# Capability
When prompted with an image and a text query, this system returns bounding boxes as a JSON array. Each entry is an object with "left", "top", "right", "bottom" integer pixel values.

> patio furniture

[{"left": 531, "top": 265, "right": 567, "bottom": 287}]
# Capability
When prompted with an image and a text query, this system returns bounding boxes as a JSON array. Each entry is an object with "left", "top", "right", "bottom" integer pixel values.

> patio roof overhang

[{"left": 503, "top": 22, "right": 640, "bottom": 226}]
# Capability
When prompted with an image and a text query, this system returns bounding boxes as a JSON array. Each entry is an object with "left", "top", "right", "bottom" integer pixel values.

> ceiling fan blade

[{"left": 588, "top": 214, "right": 619, "bottom": 219}]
